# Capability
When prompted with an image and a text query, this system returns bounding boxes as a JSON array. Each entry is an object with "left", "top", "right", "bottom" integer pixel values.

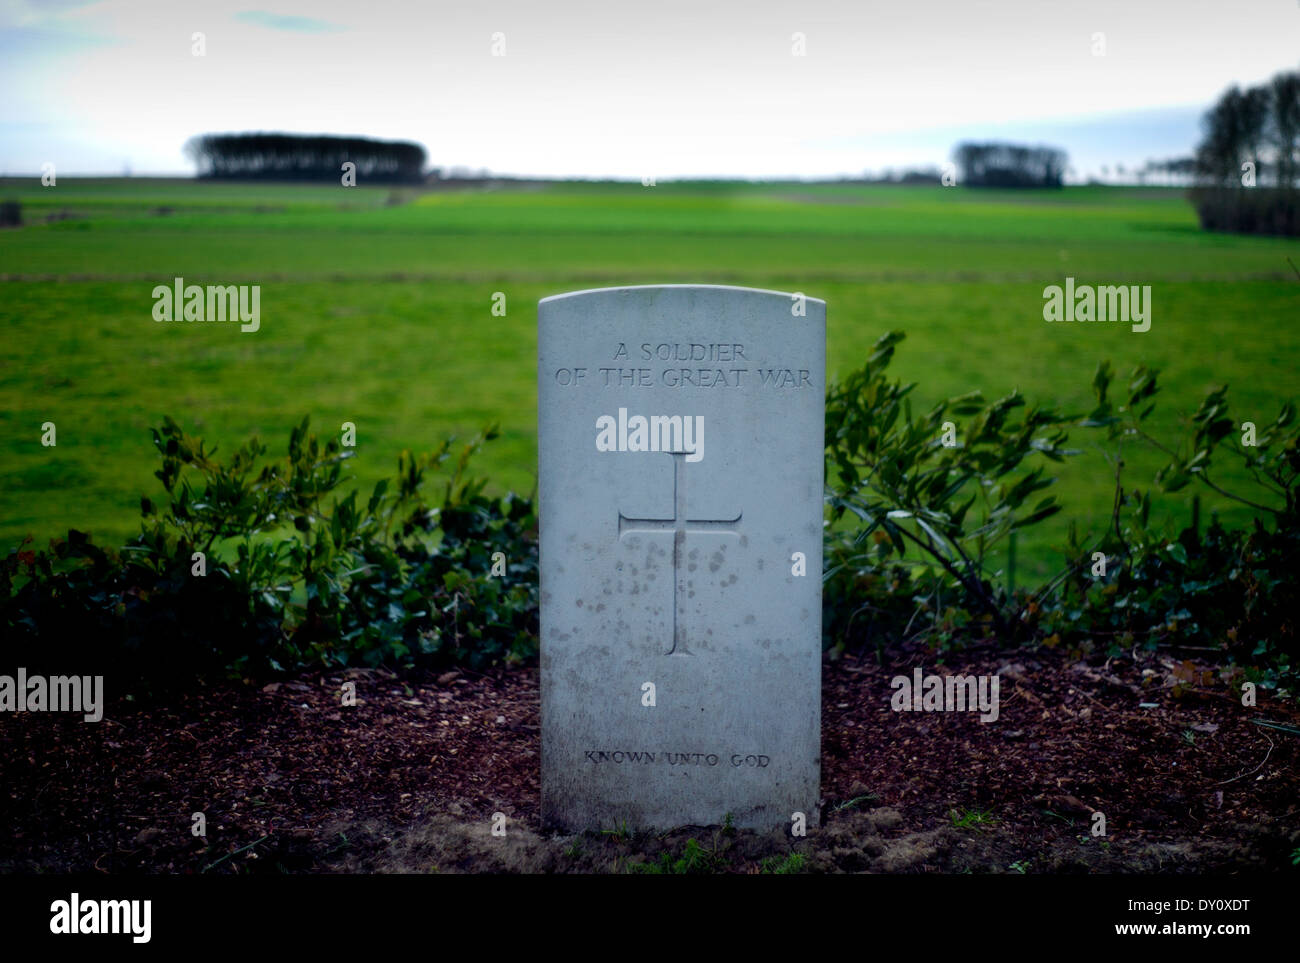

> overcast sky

[{"left": 2, "top": 0, "right": 1298, "bottom": 179}]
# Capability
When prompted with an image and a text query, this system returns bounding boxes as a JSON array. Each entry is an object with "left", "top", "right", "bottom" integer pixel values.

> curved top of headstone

[{"left": 539, "top": 283, "right": 826, "bottom": 307}]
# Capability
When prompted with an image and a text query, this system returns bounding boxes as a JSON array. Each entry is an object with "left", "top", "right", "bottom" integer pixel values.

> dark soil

[{"left": 2, "top": 649, "right": 1296, "bottom": 874}]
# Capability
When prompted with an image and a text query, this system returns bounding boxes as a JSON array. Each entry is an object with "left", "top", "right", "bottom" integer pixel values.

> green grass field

[{"left": 1, "top": 177, "right": 1296, "bottom": 583}]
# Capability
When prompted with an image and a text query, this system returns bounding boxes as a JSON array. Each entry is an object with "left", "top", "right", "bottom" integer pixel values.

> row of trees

[
  {"left": 184, "top": 133, "right": 427, "bottom": 183},
  {"left": 1135, "top": 157, "right": 1197, "bottom": 186},
  {"left": 953, "top": 142, "right": 1068, "bottom": 188},
  {"left": 1195, "top": 69, "right": 1300, "bottom": 187},
  {"left": 1190, "top": 68, "right": 1299, "bottom": 236}
]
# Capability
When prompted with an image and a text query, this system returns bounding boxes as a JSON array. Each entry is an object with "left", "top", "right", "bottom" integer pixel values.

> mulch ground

[{"left": 2, "top": 648, "right": 1297, "bottom": 874}]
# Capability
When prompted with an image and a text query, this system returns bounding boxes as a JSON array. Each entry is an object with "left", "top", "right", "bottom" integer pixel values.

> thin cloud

[{"left": 234, "top": 10, "right": 343, "bottom": 33}]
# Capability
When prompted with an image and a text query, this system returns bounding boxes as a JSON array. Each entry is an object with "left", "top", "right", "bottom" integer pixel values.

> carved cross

[{"left": 617, "top": 452, "right": 741, "bottom": 656}]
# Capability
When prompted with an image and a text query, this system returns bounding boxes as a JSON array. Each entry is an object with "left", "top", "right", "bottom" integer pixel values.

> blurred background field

[{"left": 1, "top": 177, "right": 1296, "bottom": 583}]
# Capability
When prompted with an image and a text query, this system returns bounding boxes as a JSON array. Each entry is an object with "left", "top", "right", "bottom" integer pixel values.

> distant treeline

[
  {"left": 184, "top": 133, "right": 426, "bottom": 183},
  {"left": 1190, "top": 69, "right": 1299, "bottom": 236},
  {"left": 953, "top": 142, "right": 1068, "bottom": 188},
  {"left": 1195, "top": 70, "right": 1299, "bottom": 188}
]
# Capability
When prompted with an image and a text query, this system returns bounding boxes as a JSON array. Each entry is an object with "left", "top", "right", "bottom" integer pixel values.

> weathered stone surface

[{"left": 539, "top": 285, "right": 824, "bottom": 830}]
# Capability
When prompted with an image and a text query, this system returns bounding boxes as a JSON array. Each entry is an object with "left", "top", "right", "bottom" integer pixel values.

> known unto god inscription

[{"left": 539, "top": 285, "right": 824, "bottom": 831}]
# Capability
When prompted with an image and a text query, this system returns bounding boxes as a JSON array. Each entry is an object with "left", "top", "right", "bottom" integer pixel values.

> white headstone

[{"left": 538, "top": 285, "right": 824, "bottom": 831}]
